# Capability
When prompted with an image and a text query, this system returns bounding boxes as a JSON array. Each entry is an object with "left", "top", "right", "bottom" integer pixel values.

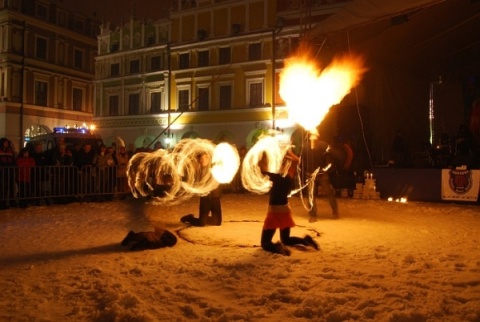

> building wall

[
  {"left": 93, "top": 0, "right": 350, "bottom": 150},
  {"left": 0, "top": 0, "right": 98, "bottom": 149}
]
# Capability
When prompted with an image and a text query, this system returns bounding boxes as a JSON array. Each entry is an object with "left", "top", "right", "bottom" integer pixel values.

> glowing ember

[
  {"left": 279, "top": 53, "right": 366, "bottom": 132},
  {"left": 388, "top": 197, "right": 408, "bottom": 203}
]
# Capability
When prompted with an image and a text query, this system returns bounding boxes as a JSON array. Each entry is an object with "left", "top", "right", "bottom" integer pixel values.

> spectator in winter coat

[
  {"left": 16, "top": 148, "right": 36, "bottom": 208},
  {"left": 30, "top": 143, "right": 52, "bottom": 206},
  {"left": 94, "top": 144, "right": 115, "bottom": 201},
  {"left": 74, "top": 143, "right": 96, "bottom": 198},
  {"left": 115, "top": 146, "right": 130, "bottom": 198},
  {"left": 0, "top": 137, "right": 16, "bottom": 209},
  {"left": 300, "top": 135, "right": 339, "bottom": 222},
  {"left": 52, "top": 144, "right": 75, "bottom": 203}
]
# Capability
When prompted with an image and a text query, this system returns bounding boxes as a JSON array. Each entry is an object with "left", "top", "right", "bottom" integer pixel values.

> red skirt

[{"left": 263, "top": 204, "right": 296, "bottom": 230}]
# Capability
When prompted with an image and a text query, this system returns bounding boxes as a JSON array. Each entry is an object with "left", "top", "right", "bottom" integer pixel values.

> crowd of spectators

[
  {"left": 1, "top": 136, "right": 255, "bottom": 210},
  {"left": 0, "top": 137, "right": 148, "bottom": 209}
]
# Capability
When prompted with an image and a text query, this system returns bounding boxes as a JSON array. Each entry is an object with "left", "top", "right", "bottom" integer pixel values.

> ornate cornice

[{"left": 95, "top": 116, "right": 168, "bottom": 128}]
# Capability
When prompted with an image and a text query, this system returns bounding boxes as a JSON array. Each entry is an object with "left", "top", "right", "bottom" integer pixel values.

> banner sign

[{"left": 441, "top": 169, "right": 480, "bottom": 202}]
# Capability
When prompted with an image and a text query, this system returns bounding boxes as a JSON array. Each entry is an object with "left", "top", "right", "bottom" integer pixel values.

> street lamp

[{"left": 271, "top": 17, "right": 284, "bottom": 130}]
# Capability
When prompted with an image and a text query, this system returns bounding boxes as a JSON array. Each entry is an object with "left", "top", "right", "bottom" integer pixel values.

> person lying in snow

[{"left": 120, "top": 227, "right": 177, "bottom": 251}]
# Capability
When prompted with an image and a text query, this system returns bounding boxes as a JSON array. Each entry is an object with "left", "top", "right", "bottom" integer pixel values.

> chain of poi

[{"left": 127, "top": 138, "right": 239, "bottom": 205}]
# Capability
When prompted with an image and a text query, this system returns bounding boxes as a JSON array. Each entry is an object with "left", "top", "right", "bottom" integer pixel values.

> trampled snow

[{"left": 0, "top": 193, "right": 479, "bottom": 321}]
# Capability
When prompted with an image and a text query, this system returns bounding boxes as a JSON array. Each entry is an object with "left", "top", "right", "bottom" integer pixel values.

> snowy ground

[{"left": 0, "top": 193, "right": 479, "bottom": 322}]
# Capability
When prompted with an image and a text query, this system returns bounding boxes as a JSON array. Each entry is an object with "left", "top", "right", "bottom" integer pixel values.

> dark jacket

[
  {"left": 0, "top": 138, "right": 15, "bottom": 167},
  {"left": 74, "top": 149, "right": 95, "bottom": 169}
]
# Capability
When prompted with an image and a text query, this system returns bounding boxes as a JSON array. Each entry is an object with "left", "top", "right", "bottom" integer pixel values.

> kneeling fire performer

[{"left": 260, "top": 151, "right": 319, "bottom": 256}]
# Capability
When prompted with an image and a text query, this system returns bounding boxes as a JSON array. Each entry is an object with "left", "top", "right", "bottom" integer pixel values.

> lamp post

[
  {"left": 20, "top": 20, "right": 26, "bottom": 148},
  {"left": 271, "top": 29, "right": 276, "bottom": 130},
  {"left": 167, "top": 44, "right": 171, "bottom": 140},
  {"left": 271, "top": 18, "right": 283, "bottom": 130}
]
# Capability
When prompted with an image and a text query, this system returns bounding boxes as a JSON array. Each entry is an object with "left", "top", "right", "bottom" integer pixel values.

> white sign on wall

[{"left": 441, "top": 169, "right": 480, "bottom": 202}]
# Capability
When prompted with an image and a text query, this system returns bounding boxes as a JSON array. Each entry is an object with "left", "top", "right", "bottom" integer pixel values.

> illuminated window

[
  {"left": 179, "top": 53, "right": 190, "bottom": 69},
  {"left": 197, "top": 87, "right": 209, "bottom": 111},
  {"left": 198, "top": 50, "right": 209, "bottom": 67},
  {"left": 247, "top": 79, "right": 263, "bottom": 108},
  {"left": 219, "top": 47, "right": 231, "bottom": 64},
  {"left": 110, "top": 63, "right": 120, "bottom": 76},
  {"left": 34, "top": 81, "right": 48, "bottom": 106},
  {"left": 248, "top": 43, "right": 261, "bottom": 61},
  {"left": 73, "top": 88, "right": 83, "bottom": 111},
  {"left": 109, "top": 95, "right": 119, "bottom": 116},
  {"left": 130, "top": 59, "right": 140, "bottom": 74},
  {"left": 74, "top": 49, "right": 83, "bottom": 69},
  {"left": 36, "top": 37, "right": 47, "bottom": 60},
  {"left": 151, "top": 56, "right": 162, "bottom": 71},
  {"left": 150, "top": 92, "right": 162, "bottom": 113},
  {"left": 128, "top": 94, "right": 140, "bottom": 115},
  {"left": 178, "top": 89, "right": 190, "bottom": 111},
  {"left": 146, "top": 33, "right": 155, "bottom": 46},
  {"left": 110, "top": 42, "right": 119, "bottom": 52},
  {"left": 219, "top": 84, "right": 232, "bottom": 110}
]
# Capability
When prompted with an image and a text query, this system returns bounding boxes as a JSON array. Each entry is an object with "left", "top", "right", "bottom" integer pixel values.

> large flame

[{"left": 279, "top": 53, "right": 366, "bottom": 132}]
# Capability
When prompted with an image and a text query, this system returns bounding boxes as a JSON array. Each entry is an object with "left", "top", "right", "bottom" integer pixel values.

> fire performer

[
  {"left": 181, "top": 151, "right": 222, "bottom": 226},
  {"left": 260, "top": 152, "right": 319, "bottom": 256},
  {"left": 301, "top": 131, "right": 339, "bottom": 222},
  {"left": 278, "top": 49, "right": 365, "bottom": 221}
]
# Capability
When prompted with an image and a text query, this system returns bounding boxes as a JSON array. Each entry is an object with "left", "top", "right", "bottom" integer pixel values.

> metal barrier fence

[
  {"left": 1, "top": 163, "right": 245, "bottom": 209},
  {"left": 0, "top": 165, "right": 131, "bottom": 208}
]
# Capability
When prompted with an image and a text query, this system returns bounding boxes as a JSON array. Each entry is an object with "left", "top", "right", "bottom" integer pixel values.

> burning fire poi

[
  {"left": 127, "top": 138, "right": 240, "bottom": 205},
  {"left": 241, "top": 134, "right": 289, "bottom": 194}
]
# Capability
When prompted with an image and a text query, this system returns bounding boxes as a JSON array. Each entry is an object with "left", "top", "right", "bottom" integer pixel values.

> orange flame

[{"left": 279, "top": 53, "right": 367, "bottom": 132}]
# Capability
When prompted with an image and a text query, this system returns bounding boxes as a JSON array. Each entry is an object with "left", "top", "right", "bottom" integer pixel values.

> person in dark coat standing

[
  {"left": 391, "top": 130, "right": 411, "bottom": 168},
  {"left": 30, "top": 143, "right": 52, "bottom": 206},
  {"left": 52, "top": 144, "right": 74, "bottom": 203},
  {"left": 74, "top": 143, "right": 96, "bottom": 199},
  {"left": 0, "top": 137, "right": 16, "bottom": 209},
  {"left": 301, "top": 134, "right": 339, "bottom": 222},
  {"left": 16, "top": 148, "right": 36, "bottom": 208}
]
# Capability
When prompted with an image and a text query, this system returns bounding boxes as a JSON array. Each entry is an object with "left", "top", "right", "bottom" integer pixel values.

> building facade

[
  {"left": 0, "top": 0, "right": 99, "bottom": 150},
  {"left": 94, "top": 0, "right": 351, "bottom": 150}
]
